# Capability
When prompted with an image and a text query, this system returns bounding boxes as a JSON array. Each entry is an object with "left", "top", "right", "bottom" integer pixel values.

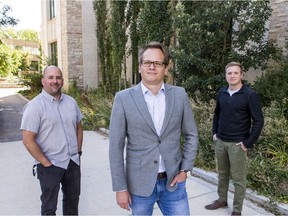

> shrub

[
  {"left": 192, "top": 100, "right": 216, "bottom": 170},
  {"left": 69, "top": 86, "right": 113, "bottom": 131},
  {"left": 247, "top": 100, "right": 288, "bottom": 204},
  {"left": 260, "top": 101, "right": 288, "bottom": 165},
  {"left": 19, "top": 71, "right": 42, "bottom": 99},
  {"left": 253, "top": 63, "right": 288, "bottom": 111},
  {"left": 78, "top": 90, "right": 113, "bottom": 130},
  {"left": 247, "top": 155, "right": 288, "bottom": 203}
]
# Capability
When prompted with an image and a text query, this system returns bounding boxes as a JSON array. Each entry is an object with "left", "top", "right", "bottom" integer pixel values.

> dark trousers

[{"left": 37, "top": 160, "right": 81, "bottom": 215}]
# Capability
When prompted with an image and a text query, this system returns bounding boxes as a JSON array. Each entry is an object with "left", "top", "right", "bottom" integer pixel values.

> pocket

[
  {"left": 234, "top": 143, "right": 247, "bottom": 154},
  {"left": 214, "top": 139, "right": 219, "bottom": 150},
  {"left": 178, "top": 180, "right": 186, "bottom": 185},
  {"left": 178, "top": 177, "right": 187, "bottom": 184},
  {"left": 37, "top": 164, "right": 63, "bottom": 174}
]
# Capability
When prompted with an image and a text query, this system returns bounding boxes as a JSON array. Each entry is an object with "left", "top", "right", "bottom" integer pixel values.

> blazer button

[
  {"left": 158, "top": 140, "right": 161, "bottom": 144},
  {"left": 154, "top": 160, "right": 158, "bottom": 164}
]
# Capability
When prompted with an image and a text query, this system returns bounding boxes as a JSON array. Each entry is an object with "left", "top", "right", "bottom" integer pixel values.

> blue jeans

[
  {"left": 37, "top": 160, "right": 81, "bottom": 215},
  {"left": 130, "top": 178, "right": 190, "bottom": 215}
]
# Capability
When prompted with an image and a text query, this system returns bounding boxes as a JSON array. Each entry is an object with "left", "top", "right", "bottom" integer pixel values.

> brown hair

[
  {"left": 225, "top": 62, "right": 243, "bottom": 73},
  {"left": 138, "top": 42, "right": 170, "bottom": 66}
]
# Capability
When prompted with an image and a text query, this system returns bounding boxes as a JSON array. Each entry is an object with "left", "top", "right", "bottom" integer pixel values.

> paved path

[
  {"left": 0, "top": 88, "right": 28, "bottom": 142},
  {"left": 0, "top": 131, "right": 274, "bottom": 215}
]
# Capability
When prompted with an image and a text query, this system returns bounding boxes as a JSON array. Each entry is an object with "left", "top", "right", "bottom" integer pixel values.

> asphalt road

[{"left": 0, "top": 88, "right": 28, "bottom": 142}]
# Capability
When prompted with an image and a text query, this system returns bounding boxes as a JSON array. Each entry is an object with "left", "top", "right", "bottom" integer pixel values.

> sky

[{"left": 1, "top": 0, "right": 41, "bottom": 31}]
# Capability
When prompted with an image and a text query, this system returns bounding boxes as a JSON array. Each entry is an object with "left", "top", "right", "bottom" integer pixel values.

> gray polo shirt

[{"left": 21, "top": 90, "right": 83, "bottom": 169}]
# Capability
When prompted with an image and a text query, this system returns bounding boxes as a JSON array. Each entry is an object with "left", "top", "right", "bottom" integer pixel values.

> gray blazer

[{"left": 109, "top": 83, "right": 198, "bottom": 197}]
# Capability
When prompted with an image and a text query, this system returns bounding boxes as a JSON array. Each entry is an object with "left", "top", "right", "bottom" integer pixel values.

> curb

[
  {"left": 192, "top": 168, "right": 288, "bottom": 215},
  {"left": 17, "top": 92, "right": 30, "bottom": 102}
]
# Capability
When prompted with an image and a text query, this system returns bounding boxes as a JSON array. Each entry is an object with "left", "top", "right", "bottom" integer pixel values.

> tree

[
  {"left": 0, "top": 43, "right": 22, "bottom": 77},
  {"left": 170, "top": 1, "right": 280, "bottom": 102},
  {"left": 0, "top": 43, "right": 12, "bottom": 76},
  {"left": 94, "top": 0, "right": 280, "bottom": 99},
  {"left": 94, "top": 0, "right": 110, "bottom": 93},
  {"left": 18, "top": 52, "right": 31, "bottom": 71},
  {"left": 137, "top": 1, "right": 172, "bottom": 47},
  {"left": 0, "top": 4, "right": 18, "bottom": 27},
  {"left": 126, "top": 0, "right": 142, "bottom": 84},
  {"left": 109, "top": 0, "right": 129, "bottom": 92},
  {"left": 0, "top": 28, "right": 39, "bottom": 76},
  {"left": 0, "top": 28, "right": 39, "bottom": 42},
  {"left": 253, "top": 41, "right": 288, "bottom": 111},
  {"left": 94, "top": 0, "right": 173, "bottom": 93}
]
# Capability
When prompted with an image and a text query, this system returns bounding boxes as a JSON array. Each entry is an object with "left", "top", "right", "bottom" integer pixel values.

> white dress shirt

[{"left": 141, "top": 82, "right": 166, "bottom": 173}]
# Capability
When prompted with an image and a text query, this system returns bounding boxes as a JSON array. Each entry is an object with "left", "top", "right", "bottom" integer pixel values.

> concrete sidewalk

[{"left": 0, "top": 131, "right": 274, "bottom": 215}]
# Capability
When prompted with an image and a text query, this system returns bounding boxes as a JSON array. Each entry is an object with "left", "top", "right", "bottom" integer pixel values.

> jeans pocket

[{"left": 177, "top": 180, "right": 186, "bottom": 185}]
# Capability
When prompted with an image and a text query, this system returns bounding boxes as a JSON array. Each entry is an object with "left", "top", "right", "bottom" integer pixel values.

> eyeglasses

[{"left": 141, "top": 60, "right": 165, "bottom": 68}]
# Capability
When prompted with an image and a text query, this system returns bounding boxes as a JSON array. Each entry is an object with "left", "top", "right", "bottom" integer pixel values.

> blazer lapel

[
  {"left": 160, "top": 84, "right": 174, "bottom": 136},
  {"left": 130, "top": 83, "right": 158, "bottom": 136}
]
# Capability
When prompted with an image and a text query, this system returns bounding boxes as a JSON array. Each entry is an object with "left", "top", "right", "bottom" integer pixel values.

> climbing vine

[
  {"left": 137, "top": 1, "right": 172, "bottom": 48},
  {"left": 109, "top": 0, "right": 128, "bottom": 92},
  {"left": 93, "top": 0, "right": 173, "bottom": 93},
  {"left": 93, "top": 0, "right": 109, "bottom": 92},
  {"left": 93, "top": 0, "right": 279, "bottom": 102},
  {"left": 126, "top": 0, "right": 142, "bottom": 85}
]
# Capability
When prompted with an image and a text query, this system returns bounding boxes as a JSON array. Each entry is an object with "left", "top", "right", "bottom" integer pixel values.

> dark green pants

[{"left": 215, "top": 138, "right": 247, "bottom": 213}]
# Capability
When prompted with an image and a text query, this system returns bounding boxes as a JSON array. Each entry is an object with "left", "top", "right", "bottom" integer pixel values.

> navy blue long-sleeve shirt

[{"left": 212, "top": 84, "right": 264, "bottom": 148}]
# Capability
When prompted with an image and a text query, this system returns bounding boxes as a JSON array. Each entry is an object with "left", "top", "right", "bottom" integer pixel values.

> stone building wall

[
  {"left": 269, "top": 0, "right": 288, "bottom": 56},
  {"left": 60, "top": 0, "right": 84, "bottom": 89},
  {"left": 244, "top": 0, "right": 288, "bottom": 82}
]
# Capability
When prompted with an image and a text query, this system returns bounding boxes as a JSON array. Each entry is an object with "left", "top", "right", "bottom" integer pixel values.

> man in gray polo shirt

[{"left": 21, "top": 65, "right": 83, "bottom": 215}]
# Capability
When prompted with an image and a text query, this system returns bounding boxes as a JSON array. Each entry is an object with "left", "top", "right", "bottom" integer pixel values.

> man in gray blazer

[{"left": 109, "top": 42, "right": 199, "bottom": 215}]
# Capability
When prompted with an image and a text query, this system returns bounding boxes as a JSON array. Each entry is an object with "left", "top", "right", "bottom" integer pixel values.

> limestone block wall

[
  {"left": 60, "top": 0, "right": 84, "bottom": 89},
  {"left": 269, "top": 0, "right": 288, "bottom": 55},
  {"left": 245, "top": 0, "right": 288, "bottom": 82},
  {"left": 82, "top": 0, "right": 98, "bottom": 90}
]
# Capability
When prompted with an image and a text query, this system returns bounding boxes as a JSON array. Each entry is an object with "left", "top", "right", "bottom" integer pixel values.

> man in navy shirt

[{"left": 205, "top": 62, "right": 264, "bottom": 216}]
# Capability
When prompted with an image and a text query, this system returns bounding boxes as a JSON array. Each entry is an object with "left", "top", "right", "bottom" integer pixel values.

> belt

[{"left": 157, "top": 172, "right": 167, "bottom": 180}]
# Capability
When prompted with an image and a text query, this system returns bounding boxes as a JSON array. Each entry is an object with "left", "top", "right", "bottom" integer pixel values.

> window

[
  {"left": 50, "top": 42, "right": 58, "bottom": 66},
  {"left": 49, "top": 0, "right": 56, "bottom": 20}
]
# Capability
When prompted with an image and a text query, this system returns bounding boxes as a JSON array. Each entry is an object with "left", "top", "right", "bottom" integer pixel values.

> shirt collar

[
  {"left": 141, "top": 82, "right": 165, "bottom": 95},
  {"left": 42, "top": 89, "right": 63, "bottom": 102}
]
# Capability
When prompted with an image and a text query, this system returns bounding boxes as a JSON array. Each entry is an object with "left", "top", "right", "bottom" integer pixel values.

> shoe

[
  {"left": 231, "top": 211, "right": 241, "bottom": 215},
  {"left": 205, "top": 200, "right": 228, "bottom": 210}
]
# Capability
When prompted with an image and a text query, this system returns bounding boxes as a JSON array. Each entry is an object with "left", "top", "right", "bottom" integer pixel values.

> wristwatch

[{"left": 78, "top": 151, "right": 82, "bottom": 156}]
